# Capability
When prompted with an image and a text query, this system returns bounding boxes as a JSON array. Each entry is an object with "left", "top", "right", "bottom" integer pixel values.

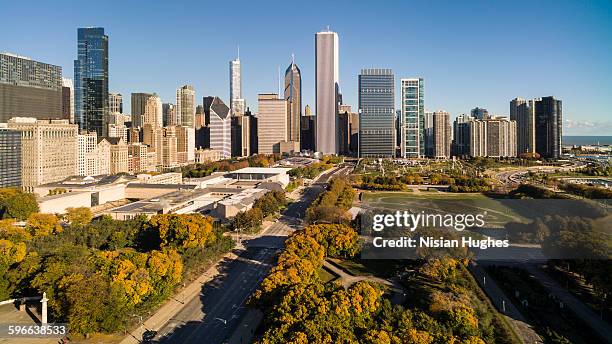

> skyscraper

[
  {"left": 400, "top": 78, "right": 424, "bottom": 158},
  {"left": 284, "top": 57, "right": 302, "bottom": 144},
  {"left": 74, "top": 27, "right": 109, "bottom": 137},
  {"left": 510, "top": 97, "right": 535, "bottom": 155},
  {"left": 358, "top": 69, "right": 395, "bottom": 158},
  {"left": 230, "top": 55, "right": 245, "bottom": 115},
  {"left": 452, "top": 114, "right": 473, "bottom": 157},
  {"left": 131, "top": 93, "right": 161, "bottom": 128},
  {"left": 176, "top": 85, "right": 196, "bottom": 127},
  {"left": 257, "top": 93, "right": 288, "bottom": 154},
  {"left": 301, "top": 105, "right": 316, "bottom": 152},
  {"left": 431, "top": 111, "right": 451, "bottom": 158},
  {"left": 0, "top": 52, "right": 63, "bottom": 123},
  {"left": 62, "top": 80, "right": 73, "bottom": 122},
  {"left": 209, "top": 97, "right": 231, "bottom": 159},
  {"left": 534, "top": 96, "right": 562, "bottom": 159},
  {"left": 315, "top": 29, "right": 339, "bottom": 154},
  {"left": 469, "top": 117, "right": 517, "bottom": 157}
]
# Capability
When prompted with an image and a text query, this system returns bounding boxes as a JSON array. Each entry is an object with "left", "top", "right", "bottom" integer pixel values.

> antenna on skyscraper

[
  {"left": 326, "top": 25, "right": 330, "bottom": 31},
  {"left": 291, "top": 53, "right": 295, "bottom": 65},
  {"left": 277, "top": 65, "right": 281, "bottom": 98},
  {"left": 237, "top": 45, "right": 240, "bottom": 60}
]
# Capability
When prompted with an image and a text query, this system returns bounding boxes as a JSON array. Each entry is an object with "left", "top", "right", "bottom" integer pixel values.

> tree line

[
  {"left": 231, "top": 190, "right": 286, "bottom": 233},
  {"left": 305, "top": 177, "right": 356, "bottom": 225}
]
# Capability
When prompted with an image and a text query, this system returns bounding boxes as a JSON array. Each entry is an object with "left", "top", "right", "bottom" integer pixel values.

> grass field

[{"left": 361, "top": 191, "right": 526, "bottom": 226}]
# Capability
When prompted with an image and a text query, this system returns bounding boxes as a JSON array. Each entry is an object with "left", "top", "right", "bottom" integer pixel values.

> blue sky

[{"left": 1, "top": 0, "right": 611, "bottom": 134}]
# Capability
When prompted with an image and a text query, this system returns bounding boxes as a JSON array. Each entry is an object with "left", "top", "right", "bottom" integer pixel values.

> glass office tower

[
  {"left": 400, "top": 78, "right": 424, "bottom": 158},
  {"left": 74, "top": 27, "right": 109, "bottom": 137},
  {"left": 358, "top": 69, "right": 395, "bottom": 158}
]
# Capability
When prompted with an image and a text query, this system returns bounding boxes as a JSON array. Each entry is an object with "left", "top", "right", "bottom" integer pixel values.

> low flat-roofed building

[
  {"left": 217, "top": 188, "right": 269, "bottom": 218},
  {"left": 106, "top": 188, "right": 221, "bottom": 220},
  {"left": 125, "top": 183, "right": 197, "bottom": 200},
  {"left": 225, "top": 167, "right": 292, "bottom": 187},
  {"left": 33, "top": 174, "right": 132, "bottom": 197}
]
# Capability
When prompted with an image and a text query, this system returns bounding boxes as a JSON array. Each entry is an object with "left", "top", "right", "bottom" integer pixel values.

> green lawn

[
  {"left": 361, "top": 191, "right": 526, "bottom": 225},
  {"left": 318, "top": 267, "right": 338, "bottom": 283}
]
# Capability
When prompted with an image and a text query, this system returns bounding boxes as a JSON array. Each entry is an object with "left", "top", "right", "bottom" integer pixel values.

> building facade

[
  {"left": 469, "top": 118, "right": 517, "bottom": 158},
  {"left": 131, "top": 93, "right": 161, "bottom": 128},
  {"left": 0, "top": 52, "right": 63, "bottom": 123},
  {"left": 209, "top": 97, "right": 231, "bottom": 159},
  {"left": 109, "top": 92, "right": 123, "bottom": 114},
  {"left": 510, "top": 97, "right": 535, "bottom": 156},
  {"left": 176, "top": 85, "right": 195, "bottom": 128},
  {"left": 230, "top": 57, "right": 245, "bottom": 115},
  {"left": 62, "top": 78, "right": 74, "bottom": 122},
  {"left": 315, "top": 29, "right": 339, "bottom": 154},
  {"left": 74, "top": 27, "right": 109, "bottom": 137},
  {"left": 257, "top": 93, "right": 288, "bottom": 154},
  {"left": 452, "top": 114, "right": 473, "bottom": 157},
  {"left": 176, "top": 126, "right": 195, "bottom": 163},
  {"left": 359, "top": 69, "right": 395, "bottom": 158},
  {"left": 400, "top": 78, "right": 424, "bottom": 158},
  {"left": 77, "top": 132, "right": 111, "bottom": 176},
  {"left": 284, "top": 59, "right": 302, "bottom": 144},
  {"left": 7, "top": 118, "right": 78, "bottom": 192},
  {"left": 534, "top": 96, "right": 562, "bottom": 159},
  {"left": 431, "top": 111, "right": 451, "bottom": 158},
  {"left": 108, "top": 137, "right": 129, "bottom": 174},
  {"left": 163, "top": 103, "right": 178, "bottom": 127},
  {"left": 0, "top": 126, "right": 22, "bottom": 188}
]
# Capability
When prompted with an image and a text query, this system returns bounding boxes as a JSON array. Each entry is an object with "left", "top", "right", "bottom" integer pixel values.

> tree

[
  {"left": 26, "top": 213, "right": 62, "bottom": 236},
  {"left": 0, "top": 191, "right": 39, "bottom": 220},
  {"left": 147, "top": 214, "right": 215, "bottom": 250},
  {"left": 64, "top": 207, "right": 93, "bottom": 226}
]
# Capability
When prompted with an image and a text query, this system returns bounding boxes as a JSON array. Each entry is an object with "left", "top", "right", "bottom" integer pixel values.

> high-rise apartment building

[
  {"left": 77, "top": 132, "right": 110, "bottom": 176},
  {"left": 127, "top": 143, "right": 150, "bottom": 173},
  {"left": 0, "top": 126, "right": 22, "bottom": 188},
  {"left": 74, "top": 27, "right": 109, "bottom": 137},
  {"left": 257, "top": 94, "right": 288, "bottom": 154},
  {"left": 534, "top": 96, "right": 562, "bottom": 159},
  {"left": 7, "top": 118, "right": 78, "bottom": 192},
  {"left": 471, "top": 107, "right": 489, "bottom": 120},
  {"left": 359, "top": 69, "right": 395, "bottom": 158},
  {"left": 315, "top": 29, "right": 339, "bottom": 154},
  {"left": 230, "top": 56, "right": 245, "bottom": 115},
  {"left": 469, "top": 117, "right": 517, "bottom": 158},
  {"left": 62, "top": 78, "right": 74, "bottom": 123},
  {"left": 284, "top": 58, "right": 302, "bottom": 144},
  {"left": 161, "top": 126, "right": 178, "bottom": 168},
  {"left": 452, "top": 114, "right": 473, "bottom": 157},
  {"left": 177, "top": 85, "right": 196, "bottom": 127},
  {"left": 510, "top": 97, "right": 535, "bottom": 156},
  {"left": 209, "top": 97, "right": 231, "bottom": 159},
  {"left": 109, "top": 93, "right": 123, "bottom": 114},
  {"left": 400, "top": 78, "right": 424, "bottom": 158},
  {"left": 0, "top": 52, "right": 63, "bottom": 123},
  {"left": 431, "top": 111, "right": 451, "bottom": 158},
  {"left": 301, "top": 105, "right": 315, "bottom": 152},
  {"left": 338, "top": 105, "right": 358, "bottom": 156}
]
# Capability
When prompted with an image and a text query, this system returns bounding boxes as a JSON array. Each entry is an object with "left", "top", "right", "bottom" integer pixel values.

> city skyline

[{"left": 1, "top": 1, "right": 611, "bottom": 135}]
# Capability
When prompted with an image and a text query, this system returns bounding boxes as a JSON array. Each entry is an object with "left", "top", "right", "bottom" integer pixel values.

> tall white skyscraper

[
  {"left": 315, "top": 29, "right": 339, "bottom": 154},
  {"left": 230, "top": 53, "right": 245, "bottom": 115},
  {"left": 176, "top": 85, "right": 196, "bottom": 128}
]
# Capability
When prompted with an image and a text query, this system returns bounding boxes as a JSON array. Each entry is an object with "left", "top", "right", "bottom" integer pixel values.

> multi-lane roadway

[{"left": 154, "top": 166, "right": 348, "bottom": 344}]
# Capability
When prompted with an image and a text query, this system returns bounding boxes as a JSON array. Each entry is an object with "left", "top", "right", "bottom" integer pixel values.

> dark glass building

[
  {"left": 358, "top": 69, "right": 396, "bottom": 158},
  {"left": 74, "top": 27, "right": 109, "bottom": 137},
  {"left": 534, "top": 96, "right": 562, "bottom": 159},
  {"left": 0, "top": 127, "right": 22, "bottom": 188},
  {"left": 452, "top": 114, "right": 472, "bottom": 157},
  {"left": 300, "top": 115, "right": 315, "bottom": 152},
  {"left": 0, "top": 52, "right": 63, "bottom": 123},
  {"left": 470, "top": 107, "right": 489, "bottom": 120}
]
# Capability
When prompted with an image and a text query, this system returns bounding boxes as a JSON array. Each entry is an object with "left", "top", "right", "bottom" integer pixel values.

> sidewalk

[
  {"left": 525, "top": 265, "right": 612, "bottom": 343},
  {"left": 469, "top": 261, "right": 543, "bottom": 344}
]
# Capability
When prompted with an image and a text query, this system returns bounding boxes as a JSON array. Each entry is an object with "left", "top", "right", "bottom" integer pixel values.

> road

[{"left": 153, "top": 167, "right": 344, "bottom": 344}]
